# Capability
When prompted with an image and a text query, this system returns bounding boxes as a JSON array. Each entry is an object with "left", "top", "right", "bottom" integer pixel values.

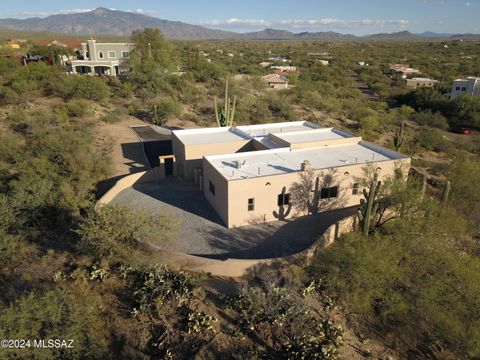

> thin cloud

[
  {"left": 200, "top": 18, "right": 410, "bottom": 30},
  {"left": 58, "top": 8, "right": 94, "bottom": 14},
  {"left": 20, "top": 11, "right": 50, "bottom": 17},
  {"left": 127, "top": 9, "right": 157, "bottom": 16},
  {"left": 203, "top": 18, "right": 271, "bottom": 27}
]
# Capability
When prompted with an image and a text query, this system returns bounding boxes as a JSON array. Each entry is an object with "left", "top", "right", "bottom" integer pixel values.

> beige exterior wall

[
  {"left": 268, "top": 134, "right": 362, "bottom": 150},
  {"left": 203, "top": 158, "right": 410, "bottom": 228},
  {"left": 82, "top": 41, "right": 133, "bottom": 61},
  {"left": 269, "top": 82, "right": 288, "bottom": 90},
  {"left": 406, "top": 79, "right": 438, "bottom": 88},
  {"left": 172, "top": 134, "right": 187, "bottom": 179},
  {"left": 173, "top": 134, "right": 250, "bottom": 182},
  {"left": 202, "top": 159, "right": 229, "bottom": 226}
]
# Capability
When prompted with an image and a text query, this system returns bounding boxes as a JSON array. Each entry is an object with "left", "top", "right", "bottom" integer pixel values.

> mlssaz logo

[{"left": 34, "top": 339, "right": 74, "bottom": 348}]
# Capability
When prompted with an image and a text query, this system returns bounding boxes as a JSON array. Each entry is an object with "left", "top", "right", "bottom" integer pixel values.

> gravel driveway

[{"left": 110, "top": 180, "right": 355, "bottom": 259}]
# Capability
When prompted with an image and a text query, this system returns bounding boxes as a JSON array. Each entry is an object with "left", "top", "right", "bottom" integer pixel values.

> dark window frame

[
  {"left": 320, "top": 186, "right": 339, "bottom": 199},
  {"left": 277, "top": 193, "right": 290, "bottom": 206},
  {"left": 209, "top": 180, "right": 215, "bottom": 196},
  {"left": 352, "top": 183, "right": 360, "bottom": 195},
  {"left": 248, "top": 198, "right": 255, "bottom": 211}
]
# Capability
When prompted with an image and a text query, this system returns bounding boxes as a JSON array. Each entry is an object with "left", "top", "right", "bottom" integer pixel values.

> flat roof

[
  {"left": 205, "top": 141, "right": 405, "bottom": 181},
  {"left": 236, "top": 121, "right": 319, "bottom": 138},
  {"left": 408, "top": 77, "right": 438, "bottom": 81},
  {"left": 272, "top": 128, "right": 355, "bottom": 144},
  {"left": 172, "top": 121, "right": 321, "bottom": 146},
  {"left": 172, "top": 127, "right": 250, "bottom": 145}
]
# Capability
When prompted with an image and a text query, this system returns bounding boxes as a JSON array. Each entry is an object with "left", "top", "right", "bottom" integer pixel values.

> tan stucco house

[
  {"left": 170, "top": 121, "right": 410, "bottom": 228},
  {"left": 263, "top": 73, "right": 289, "bottom": 90},
  {"left": 406, "top": 77, "right": 438, "bottom": 88}
]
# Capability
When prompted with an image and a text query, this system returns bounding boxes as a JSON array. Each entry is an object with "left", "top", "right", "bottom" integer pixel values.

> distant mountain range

[{"left": 0, "top": 7, "right": 478, "bottom": 41}]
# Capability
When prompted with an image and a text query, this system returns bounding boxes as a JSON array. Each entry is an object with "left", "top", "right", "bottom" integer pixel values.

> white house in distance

[
  {"left": 450, "top": 77, "right": 480, "bottom": 99},
  {"left": 67, "top": 39, "right": 134, "bottom": 76},
  {"left": 389, "top": 64, "right": 421, "bottom": 79}
]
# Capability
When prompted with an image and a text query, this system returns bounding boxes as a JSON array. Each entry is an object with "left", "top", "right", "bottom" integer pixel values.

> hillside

[
  {"left": 0, "top": 7, "right": 237, "bottom": 40},
  {"left": 1, "top": 7, "right": 478, "bottom": 40}
]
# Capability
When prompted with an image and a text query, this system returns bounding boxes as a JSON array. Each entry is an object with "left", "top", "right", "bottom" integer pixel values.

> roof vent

[
  {"left": 234, "top": 160, "right": 246, "bottom": 169},
  {"left": 301, "top": 160, "right": 311, "bottom": 171}
]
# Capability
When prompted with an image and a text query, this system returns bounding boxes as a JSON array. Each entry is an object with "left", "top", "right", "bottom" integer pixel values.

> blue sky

[{"left": 2, "top": 0, "right": 479, "bottom": 35}]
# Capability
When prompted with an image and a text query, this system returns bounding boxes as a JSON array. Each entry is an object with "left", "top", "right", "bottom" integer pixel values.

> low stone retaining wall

[
  {"left": 178, "top": 213, "right": 357, "bottom": 277},
  {"left": 96, "top": 171, "right": 357, "bottom": 277}
]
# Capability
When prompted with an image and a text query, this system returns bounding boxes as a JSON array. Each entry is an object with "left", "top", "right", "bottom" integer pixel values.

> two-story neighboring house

[
  {"left": 450, "top": 77, "right": 480, "bottom": 99},
  {"left": 67, "top": 39, "right": 134, "bottom": 76}
]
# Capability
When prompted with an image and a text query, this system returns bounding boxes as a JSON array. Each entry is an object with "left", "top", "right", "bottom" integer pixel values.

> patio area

[{"left": 109, "top": 178, "right": 356, "bottom": 259}]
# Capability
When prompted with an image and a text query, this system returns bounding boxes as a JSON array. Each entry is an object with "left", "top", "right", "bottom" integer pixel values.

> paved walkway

[{"left": 110, "top": 180, "right": 356, "bottom": 259}]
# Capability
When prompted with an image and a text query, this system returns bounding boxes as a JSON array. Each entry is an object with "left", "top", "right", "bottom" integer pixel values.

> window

[
  {"left": 209, "top": 181, "right": 215, "bottom": 196},
  {"left": 85, "top": 51, "right": 89, "bottom": 59},
  {"left": 122, "top": 51, "right": 130, "bottom": 58},
  {"left": 248, "top": 198, "right": 255, "bottom": 211},
  {"left": 98, "top": 51, "right": 104, "bottom": 59},
  {"left": 320, "top": 186, "right": 338, "bottom": 199},
  {"left": 461, "top": 87, "right": 467, "bottom": 91},
  {"left": 352, "top": 183, "right": 360, "bottom": 195},
  {"left": 277, "top": 193, "right": 290, "bottom": 206},
  {"left": 455, "top": 86, "right": 460, "bottom": 91},
  {"left": 108, "top": 51, "right": 116, "bottom": 59}
]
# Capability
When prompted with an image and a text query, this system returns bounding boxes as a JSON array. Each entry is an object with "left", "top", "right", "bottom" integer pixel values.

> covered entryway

[
  {"left": 94, "top": 66, "right": 114, "bottom": 75},
  {"left": 159, "top": 155, "right": 176, "bottom": 179},
  {"left": 74, "top": 65, "right": 92, "bottom": 74}
]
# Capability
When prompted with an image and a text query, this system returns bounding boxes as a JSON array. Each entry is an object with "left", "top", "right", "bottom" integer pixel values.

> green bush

[
  {"left": 150, "top": 97, "right": 182, "bottom": 125},
  {"left": 75, "top": 206, "right": 175, "bottom": 258},
  {"left": 65, "top": 99, "right": 93, "bottom": 118},
  {"left": 101, "top": 110, "right": 124, "bottom": 123},
  {"left": 415, "top": 128, "right": 453, "bottom": 152},
  {"left": 310, "top": 208, "right": 479, "bottom": 358},
  {"left": 413, "top": 110, "right": 449, "bottom": 129}
]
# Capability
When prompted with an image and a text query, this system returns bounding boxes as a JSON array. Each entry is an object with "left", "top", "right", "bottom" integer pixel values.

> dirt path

[{"left": 97, "top": 116, "right": 150, "bottom": 178}]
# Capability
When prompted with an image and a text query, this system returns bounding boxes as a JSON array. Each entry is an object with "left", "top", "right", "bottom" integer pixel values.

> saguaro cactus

[
  {"left": 273, "top": 186, "right": 292, "bottom": 220},
  {"left": 393, "top": 122, "right": 405, "bottom": 152},
  {"left": 357, "top": 172, "right": 381, "bottom": 236},
  {"left": 307, "top": 177, "right": 321, "bottom": 215},
  {"left": 214, "top": 79, "right": 236, "bottom": 127}
]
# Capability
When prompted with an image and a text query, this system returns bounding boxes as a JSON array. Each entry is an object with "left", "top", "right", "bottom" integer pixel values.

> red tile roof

[{"left": 36, "top": 39, "right": 82, "bottom": 50}]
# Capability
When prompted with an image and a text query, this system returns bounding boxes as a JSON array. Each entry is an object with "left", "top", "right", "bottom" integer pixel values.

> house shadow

[
  {"left": 192, "top": 206, "right": 357, "bottom": 260},
  {"left": 120, "top": 142, "right": 150, "bottom": 172},
  {"left": 132, "top": 181, "right": 225, "bottom": 226}
]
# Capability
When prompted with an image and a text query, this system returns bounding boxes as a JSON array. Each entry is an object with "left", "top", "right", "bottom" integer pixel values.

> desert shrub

[
  {"left": 310, "top": 207, "right": 479, "bottom": 358},
  {"left": 447, "top": 156, "right": 480, "bottom": 234},
  {"left": 75, "top": 206, "right": 175, "bottom": 258},
  {"left": 451, "top": 94, "right": 480, "bottom": 128},
  {"left": 413, "top": 110, "right": 449, "bottom": 129},
  {"left": 53, "top": 75, "right": 111, "bottom": 101},
  {"left": 264, "top": 92, "right": 297, "bottom": 120},
  {"left": 101, "top": 110, "right": 124, "bottom": 123},
  {"left": 0, "top": 285, "right": 110, "bottom": 359},
  {"left": 150, "top": 97, "right": 182, "bottom": 125},
  {"left": 415, "top": 128, "right": 453, "bottom": 152},
  {"left": 65, "top": 99, "right": 94, "bottom": 118}
]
